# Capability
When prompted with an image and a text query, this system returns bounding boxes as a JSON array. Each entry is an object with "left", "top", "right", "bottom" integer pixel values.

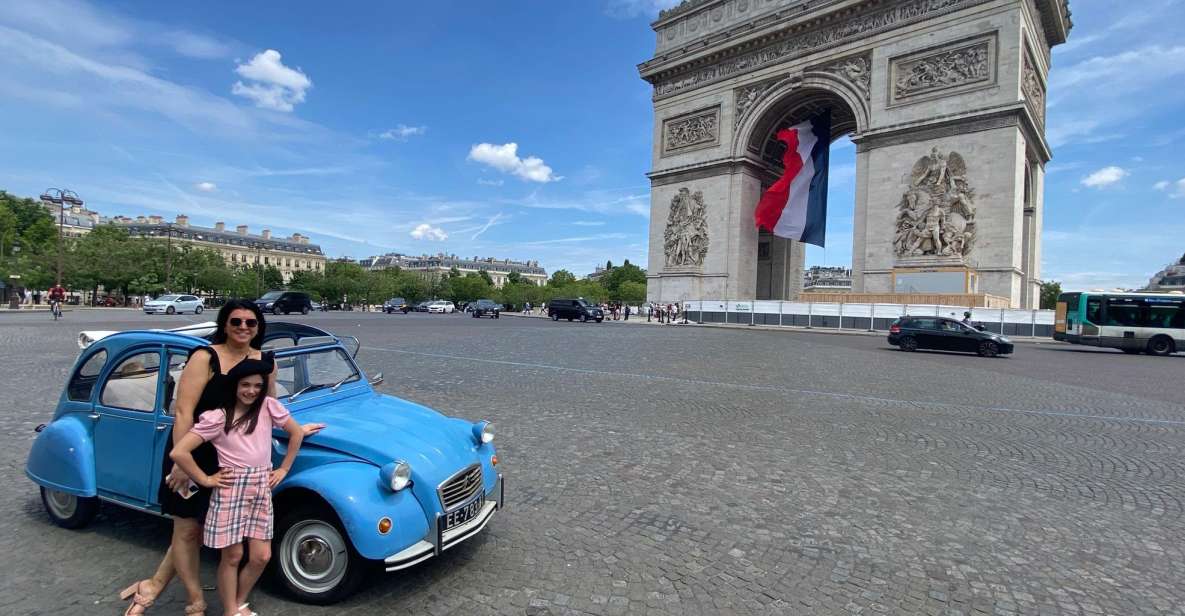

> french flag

[{"left": 753, "top": 111, "right": 830, "bottom": 247}]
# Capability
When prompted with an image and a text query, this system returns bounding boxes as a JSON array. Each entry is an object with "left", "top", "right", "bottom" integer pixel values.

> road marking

[{"left": 363, "top": 345, "right": 1185, "bottom": 427}]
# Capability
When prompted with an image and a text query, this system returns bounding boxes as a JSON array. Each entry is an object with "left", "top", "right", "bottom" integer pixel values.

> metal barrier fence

[{"left": 681, "top": 300, "right": 1056, "bottom": 338}]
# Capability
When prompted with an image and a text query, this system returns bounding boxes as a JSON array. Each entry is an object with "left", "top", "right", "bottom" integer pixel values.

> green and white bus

[{"left": 1054, "top": 291, "right": 1184, "bottom": 355}]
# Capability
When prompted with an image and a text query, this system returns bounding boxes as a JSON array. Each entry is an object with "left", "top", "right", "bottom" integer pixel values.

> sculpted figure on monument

[
  {"left": 894, "top": 148, "right": 977, "bottom": 259},
  {"left": 664, "top": 187, "right": 709, "bottom": 268}
]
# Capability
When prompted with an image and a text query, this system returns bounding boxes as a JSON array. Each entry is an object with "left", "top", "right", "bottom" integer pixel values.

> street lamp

[{"left": 39, "top": 188, "right": 83, "bottom": 286}]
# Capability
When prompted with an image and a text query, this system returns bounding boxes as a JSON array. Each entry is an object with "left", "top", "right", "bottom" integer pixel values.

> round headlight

[
  {"left": 473, "top": 421, "right": 495, "bottom": 444},
  {"left": 380, "top": 460, "right": 412, "bottom": 491}
]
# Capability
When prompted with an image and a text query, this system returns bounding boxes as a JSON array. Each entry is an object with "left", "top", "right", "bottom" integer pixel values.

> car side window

[
  {"left": 263, "top": 336, "right": 296, "bottom": 351},
  {"left": 100, "top": 351, "right": 162, "bottom": 413},
  {"left": 910, "top": 318, "right": 936, "bottom": 330},
  {"left": 68, "top": 349, "right": 108, "bottom": 401},
  {"left": 275, "top": 355, "right": 298, "bottom": 398},
  {"left": 164, "top": 351, "right": 187, "bottom": 415}
]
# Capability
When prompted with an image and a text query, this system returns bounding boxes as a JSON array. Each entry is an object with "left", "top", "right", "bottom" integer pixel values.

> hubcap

[
  {"left": 281, "top": 520, "right": 348, "bottom": 594},
  {"left": 45, "top": 489, "right": 77, "bottom": 519}
]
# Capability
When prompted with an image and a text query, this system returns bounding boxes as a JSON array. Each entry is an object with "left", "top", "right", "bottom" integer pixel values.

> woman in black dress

[{"left": 119, "top": 300, "right": 323, "bottom": 615}]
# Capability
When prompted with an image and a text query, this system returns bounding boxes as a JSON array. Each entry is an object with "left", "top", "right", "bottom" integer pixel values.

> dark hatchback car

[
  {"left": 255, "top": 290, "right": 313, "bottom": 315},
  {"left": 548, "top": 298, "right": 604, "bottom": 323},
  {"left": 470, "top": 299, "right": 501, "bottom": 319},
  {"left": 888, "top": 316, "right": 1013, "bottom": 357},
  {"left": 383, "top": 297, "right": 410, "bottom": 314}
]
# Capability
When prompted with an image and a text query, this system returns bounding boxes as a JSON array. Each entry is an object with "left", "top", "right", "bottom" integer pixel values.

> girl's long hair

[
  {"left": 223, "top": 377, "right": 265, "bottom": 435},
  {"left": 211, "top": 299, "right": 267, "bottom": 349}
]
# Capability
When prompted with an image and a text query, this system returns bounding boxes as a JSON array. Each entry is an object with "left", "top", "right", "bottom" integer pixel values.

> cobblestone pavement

[{"left": 2, "top": 310, "right": 1183, "bottom": 615}]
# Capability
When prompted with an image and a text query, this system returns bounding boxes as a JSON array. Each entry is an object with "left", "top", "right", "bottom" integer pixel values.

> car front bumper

[{"left": 383, "top": 473, "right": 503, "bottom": 572}]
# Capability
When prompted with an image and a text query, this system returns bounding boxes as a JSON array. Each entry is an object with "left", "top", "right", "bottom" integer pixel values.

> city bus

[{"left": 1054, "top": 291, "right": 1184, "bottom": 355}]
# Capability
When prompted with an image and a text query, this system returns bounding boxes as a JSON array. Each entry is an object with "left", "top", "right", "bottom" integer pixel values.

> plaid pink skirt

[{"left": 204, "top": 466, "right": 273, "bottom": 549}]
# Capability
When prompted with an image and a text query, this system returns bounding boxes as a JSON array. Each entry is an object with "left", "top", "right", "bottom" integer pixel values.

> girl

[{"left": 171, "top": 358, "right": 305, "bottom": 616}]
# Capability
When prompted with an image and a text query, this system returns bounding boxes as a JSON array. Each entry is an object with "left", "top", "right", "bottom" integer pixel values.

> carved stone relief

[
  {"left": 891, "top": 38, "right": 993, "bottom": 103},
  {"left": 662, "top": 106, "right": 720, "bottom": 155},
  {"left": 813, "top": 53, "right": 872, "bottom": 100},
  {"left": 893, "top": 148, "right": 977, "bottom": 260},
  {"left": 651, "top": 0, "right": 990, "bottom": 99},
  {"left": 733, "top": 78, "right": 786, "bottom": 128},
  {"left": 664, "top": 187, "right": 710, "bottom": 268},
  {"left": 1022, "top": 52, "right": 1046, "bottom": 125}
]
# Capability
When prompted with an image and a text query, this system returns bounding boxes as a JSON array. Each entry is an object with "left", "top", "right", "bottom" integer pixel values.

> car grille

[{"left": 438, "top": 465, "right": 483, "bottom": 510}]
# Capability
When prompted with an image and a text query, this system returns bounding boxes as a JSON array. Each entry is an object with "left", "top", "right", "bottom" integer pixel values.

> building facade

[
  {"left": 803, "top": 266, "right": 853, "bottom": 293},
  {"left": 41, "top": 202, "right": 101, "bottom": 238},
  {"left": 1142, "top": 254, "right": 1185, "bottom": 293},
  {"left": 110, "top": 215, "right": 326, "bottom": 282},
  {"left": 360, "top": 253, "right": 547, "bottom": 287}
]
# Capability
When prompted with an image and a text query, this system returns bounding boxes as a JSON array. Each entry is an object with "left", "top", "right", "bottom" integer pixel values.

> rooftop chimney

[
  {"left": 214, "top": 221, "right": 225, "bottom": 232},
  {"left": 262, "top": 229, "right": 271, "bottom": 239},
  {"left": 176, "top": 214, "right": 189, "bottom": 226},
  {"left": 236, "top": 225, "right": 248, "bottom": 235},
  {"left": 148, "top": 215, "right": 162, "bottom": 224}
]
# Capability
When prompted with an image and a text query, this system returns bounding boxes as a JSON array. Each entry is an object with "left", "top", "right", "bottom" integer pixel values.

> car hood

[{"left": 293, "top": 392, "right": 478, "bottom": 481}]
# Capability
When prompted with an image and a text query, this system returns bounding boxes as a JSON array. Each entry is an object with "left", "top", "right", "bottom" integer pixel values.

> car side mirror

[{"left": 368, "top": 372, "right": 383, "bottom": 386}]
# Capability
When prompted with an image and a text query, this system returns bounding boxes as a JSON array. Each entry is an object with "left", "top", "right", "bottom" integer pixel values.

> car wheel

[
  {"left": 581, "top": 315, "right": 589, "bottom": 323},
  {"left": 166, "top": 306, "right": 175, "bottom": 315},
  {"left": 551, "top": 314, "right": 559, "bottom": 321},
  {"left": 302, "top": 306, "right": 310, "bottom": 315},
  {"left": 195, "top": 306, "right": 203, "bottom": 315},
  {"left": 898, "top": 336, "right": 918, "bottom": 352},
  {"left": 40, "top": 487, "right": 98, "bottom": 529},
  {"left": 1147, "top": 335, "right": 1175, "bottom": 357},
  {"left": 596, "top": 318, "right": 603, "bottom": 323},
  {"left": 273, "top": 306, "right": 282, "bottom": 315},
  {"left": 273, "top": 505, "right": 368, "bottom": 605},
  {"left": 978, "top": 341, "right": 999, "bottom": 358}
]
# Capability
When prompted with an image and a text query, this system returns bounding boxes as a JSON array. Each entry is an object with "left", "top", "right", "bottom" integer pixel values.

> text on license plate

[{"left": 444, "top": 493, "right": 485, "bottom": 530}]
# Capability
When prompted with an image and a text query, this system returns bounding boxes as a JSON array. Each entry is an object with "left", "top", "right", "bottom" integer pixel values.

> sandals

[
  {"left": 235, "top": 604, "right": 258, "bottom": 616},
  {"left": 184, "top": 600, "right": 207, "bottom": 615},
  {"left": 118, "top": 580, "right": 159, "bottom": 616}
]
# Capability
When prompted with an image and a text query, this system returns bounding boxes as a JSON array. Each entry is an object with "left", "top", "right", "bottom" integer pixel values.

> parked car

[
  {"left": 427, "top": 300, "right": 456, "bottom": 314},
  {"left": 143, "top": 294, "right": 204, "bottom": 315},
  {"left": 412, "top": 300, "right": 432, "bottom": 312},
  {"left": 383, "top": 297, "right": 410, "bottom": 314},
  {"left": 887, "top": 316, "right": 1014, "bottom": 357},
  {"left": 470, "top": 299, "right": 501, "bottom": 319},
  {"left": 548, "top": 298, "right": 604, "bottom": 323},
  {"left": 310, "top": 300, "right": 324, "bottom": 312},
  {"left": 255, "top": 290, "right": 313, "bottom": 315},
  {"left": 27, "top": 323, "right": 503, "bottom": 604}
]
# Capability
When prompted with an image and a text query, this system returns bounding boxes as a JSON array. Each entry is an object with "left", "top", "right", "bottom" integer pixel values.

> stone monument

[{"left": 639, "top": 0, "right": 1071, "bottom": 308}]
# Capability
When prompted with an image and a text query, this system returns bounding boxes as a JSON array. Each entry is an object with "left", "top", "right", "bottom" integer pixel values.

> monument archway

[{"left": 640, "top": 0, "right": 1071, "bottom": 309}]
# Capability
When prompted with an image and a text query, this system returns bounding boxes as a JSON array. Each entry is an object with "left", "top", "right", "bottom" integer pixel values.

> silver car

[{"left": 143, "top": 294, "right": 204, "bottom": 315}]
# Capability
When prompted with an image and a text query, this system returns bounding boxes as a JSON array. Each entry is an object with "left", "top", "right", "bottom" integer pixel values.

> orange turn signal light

[
  {"left": 491, "top": 455, "right": 499, "bottom": 466},
  {"left": 378, "top": 517, "right": 392, "bottom": 534}
]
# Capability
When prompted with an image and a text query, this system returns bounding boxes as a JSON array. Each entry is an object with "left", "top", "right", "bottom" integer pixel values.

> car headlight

[
  {"left": 379, "top": 460, "right": 412, "bottom": 491},
  {"left": 473, "top": 421, "right": 494, "bottom": 444}
]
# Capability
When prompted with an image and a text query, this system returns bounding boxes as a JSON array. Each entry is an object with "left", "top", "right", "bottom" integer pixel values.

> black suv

[
  {"left": 548, "top": 298, "right": 604, "bottom": 323},
  {"left": 383, "top": 297, "right": 409, "bottom": 314},
  {"left": 470, "top": 299, "right": 501, "bottom": 319},
  {"left": 255, "top": 290, "right": 313, "bottom": 315},
  {"left": 888, "top": 316, "right": 1014, "bottom": 357}
]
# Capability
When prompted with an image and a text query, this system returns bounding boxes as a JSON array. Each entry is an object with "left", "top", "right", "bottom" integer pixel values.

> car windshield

[
  {"left": 275, "top": 346, "right": 361, "bottom": 401},
  {"left": 157, "top": 295, "right": 180, "bottom": 301},
  {"left": 259, "top": 291, "right": 282, "bottom": 300},
  {"left": 576, "top": 300, "right": 592, "bottom": 307}
]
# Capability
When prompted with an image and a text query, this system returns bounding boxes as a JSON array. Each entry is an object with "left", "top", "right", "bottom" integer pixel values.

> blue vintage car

[{"left": 25, "top": 323, "right": 503, "bottom": 604}]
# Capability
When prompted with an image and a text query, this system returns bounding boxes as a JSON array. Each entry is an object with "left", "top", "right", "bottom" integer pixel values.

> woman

[{"left": 120, "top": 299, "right": 324, "bottom": 615}]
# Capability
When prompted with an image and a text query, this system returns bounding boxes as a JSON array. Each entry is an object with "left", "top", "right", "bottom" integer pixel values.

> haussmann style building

[{"left": 360, "top": 253, "right": 547, "bottom": 288}]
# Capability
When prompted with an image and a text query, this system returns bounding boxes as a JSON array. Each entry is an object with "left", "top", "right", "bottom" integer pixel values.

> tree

[
  {"left": 447, "top": 273, "right": 494, "bottom": 304},
  {"left": 618, "top": 281, "right": 647, "bottom": 304},
  {"left": 478, "top": 269, "right": 494, "bottom": 286},
  {"left": 506, "top": 271, "right": 522, "bottom": 285},
  {"left": 1040, "top": 280, "right": 1062, "bottom": 310},
  {"left": 601, "top": 262, "right": 647, "bottom": 301},
  {"left": 549, "top": 269, "right": 576, "bottom": 286}
]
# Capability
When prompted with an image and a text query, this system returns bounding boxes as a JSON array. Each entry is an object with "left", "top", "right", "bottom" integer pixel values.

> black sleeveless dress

[{"left": 158, "top": 346, "right": 274, "bottom": 519}]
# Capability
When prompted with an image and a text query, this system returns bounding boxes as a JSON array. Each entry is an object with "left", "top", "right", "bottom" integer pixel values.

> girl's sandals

[
  {"left": 184, "top": 599, "right": 207, "bottom": 615},
  {"left": 235, "top": 603, "right": 258, "bottom": 616},
  {"left": 119, "top": 580, "right": 160, "bottom": 616}
]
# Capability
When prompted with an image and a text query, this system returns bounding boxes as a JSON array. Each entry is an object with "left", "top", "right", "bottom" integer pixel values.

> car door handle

[
  {"left": 156, "top": 425, "right": 168, "bottom": 432},
  {"left": 88, "top": 413, "right": 101, "bottom": 420}
]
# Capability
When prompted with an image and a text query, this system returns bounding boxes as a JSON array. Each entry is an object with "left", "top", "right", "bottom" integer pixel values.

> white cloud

[
  {"left": 378, "top": 124, "right": 426, "bottom": 141},
  {"left": 163, "top": 30, "right": 231, "bottom": 59},
  {"left": 572, "top": 221, "right": 606, "bottom": 226},
  {"left": 232, "top": 49, "right": 311, "bottom": 112},
  {"left": 468, "top": 142, "right": 561, "bottom": 183},
  {"left": 1081, "top": 166, "right": 1129, "bottom": 188},
  {"left": 194, "top": 181, "right": 217, "bottom": 192},
  {"left": 410, "top": 223, "right": 448, "bottom": 241},
  {"left": 470, "top": 213, "right": 505, "bottom": 240},
  {"left": 1154, "top": 178, "right": 1185, "bottom": 198},
  {"left": 521, "top": 233, "right": 628, "bottom": 246},
  {"left": 477, "top": 178, "right": 504, "bottom": 187}
]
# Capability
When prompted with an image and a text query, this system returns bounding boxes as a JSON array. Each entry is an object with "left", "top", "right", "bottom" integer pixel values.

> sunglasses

[{"left": 229, "top": 317, "right": 259, "bottom": 328}]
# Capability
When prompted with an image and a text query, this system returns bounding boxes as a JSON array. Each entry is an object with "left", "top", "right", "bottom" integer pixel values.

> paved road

[{"left": 2, "top": 310, "right": 1182, "bottom": 615}]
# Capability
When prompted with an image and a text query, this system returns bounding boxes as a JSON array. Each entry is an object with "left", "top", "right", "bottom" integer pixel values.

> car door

[
  {"left": 908, "top": 318, "right": 938, "bottom": 349},
  {"left": 932, "top": 319, "right": 962, "bottom": 351},
  {"left": 93, "top": 346, "right": 166, "bottom": 505},
  {"left": 950, "top": 321, "right": 980, "bottom": 353}
]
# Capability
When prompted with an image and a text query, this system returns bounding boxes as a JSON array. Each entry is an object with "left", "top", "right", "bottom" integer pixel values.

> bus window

[
  {"left": 1085, "top": 297, "right": 1102, "bottom": 325},
  {"left": 1105, "top": 301, "right": 1142, "bottom": 327}
]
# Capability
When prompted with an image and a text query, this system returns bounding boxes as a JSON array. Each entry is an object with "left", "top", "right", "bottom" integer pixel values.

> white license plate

[{"left": 444, "top": 493, "right": 485, "bottom": 530}]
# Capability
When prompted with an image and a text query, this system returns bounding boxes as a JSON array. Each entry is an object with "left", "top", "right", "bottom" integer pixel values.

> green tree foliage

[
  {"left": 478, "top": 269, "right": 494, "bottom": 286},
  {"left": 1040, "top": 280, "right": 1062, "bottom": 310},
  {"left": 618, "top": 281, "right": 647, "bottom": 304},
  {"left": 548, "top": 269, "right": 576, "bottom": 286},
  {"left": 599, "top": 262, "right": 647, "bottom": 301},
  {"left": 447, "top": 273, "right": 495, "bottom": 304}
]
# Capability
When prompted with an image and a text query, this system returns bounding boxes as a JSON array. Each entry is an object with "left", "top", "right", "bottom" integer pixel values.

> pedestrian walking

[
  {"left": 624, "top": 305, "right": 631, "bottom": 321},
  {"left": 169, "top": 359, "right": 307, "bottom": 616},
  {"left": 24, "top": 288, "right": 32, "bottom": 305}
]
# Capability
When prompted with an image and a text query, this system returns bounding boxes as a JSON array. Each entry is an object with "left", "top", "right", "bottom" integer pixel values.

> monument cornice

[
  {"left": 647, "top": 155, "right": 775, "bottom": 186},
  {"left": 853, "top": 103, "right": 1052, "bottom": 162}
]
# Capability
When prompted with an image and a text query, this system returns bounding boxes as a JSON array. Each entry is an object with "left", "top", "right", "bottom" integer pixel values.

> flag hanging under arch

[{"left": 753, "top": 111, "right": 830, "bottom": 247}]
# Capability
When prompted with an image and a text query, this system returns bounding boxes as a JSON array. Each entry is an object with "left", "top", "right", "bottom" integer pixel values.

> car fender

[
  {"left": 277, "top": 461, "right": 431, "bottom": 561},
  {"left": 25, "top": 414, "right": 96, "bottom": 497}
]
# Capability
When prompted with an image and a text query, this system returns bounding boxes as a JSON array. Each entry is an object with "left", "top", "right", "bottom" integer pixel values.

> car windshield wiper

[
  {"left": 287, "top": 382, "right": 330, "bottom": 402},
  {"left": 329, "top": 372, "right": 357, "bottom": 392}
]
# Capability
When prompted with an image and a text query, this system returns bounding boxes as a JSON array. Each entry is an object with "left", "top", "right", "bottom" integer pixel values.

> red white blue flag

[{"left": 753, "top": 111, "right": 830, "bottom": 247}]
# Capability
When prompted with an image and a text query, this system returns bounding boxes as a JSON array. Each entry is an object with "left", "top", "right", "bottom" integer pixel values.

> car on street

[
  {"left": 143, "top": 294, "right": 204, "bottom": 315},
  {"left": 469, "top": 299, "right": 501, "bottom": 319},
  {"left": 887, "top": 316, "right": 1014, "bottom": 357},
  {"left": 548, "top": 298, "right": 604, "bottom": 323},
  {"left": 427, "top": 300, "right": 456, "bottom": 314},
  {"left": 383, "top": 297, "right": 410, "bottom": 314},
  {"left": 411, "top": 300, "right": 432, "bottom": 312},
  {"left": 255, "top": 290, "right": 314, "bottom": 315},
  {"left": 26, "top": 322, "right": 503, "bottom": 604}
]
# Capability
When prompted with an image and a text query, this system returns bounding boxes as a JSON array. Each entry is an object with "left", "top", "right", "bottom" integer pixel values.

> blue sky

[{"left": 0, "top": 0, "right": 1181, "bottom": 289}]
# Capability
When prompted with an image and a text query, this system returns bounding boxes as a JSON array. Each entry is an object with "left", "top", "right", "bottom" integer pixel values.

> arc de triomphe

[{"left": 640, "top": 0, "right": 1071, "bottom": 309}]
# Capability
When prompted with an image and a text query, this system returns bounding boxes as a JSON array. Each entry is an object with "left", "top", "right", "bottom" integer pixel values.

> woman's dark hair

[
  {"left": 211, "top": 299, "right": 267, "bottom": 349},
  {"left": 223, "top": 373, "right": 266, "bottom": 435}
]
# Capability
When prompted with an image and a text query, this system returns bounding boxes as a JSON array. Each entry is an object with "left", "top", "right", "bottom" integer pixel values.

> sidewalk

[{"left": 501, "top": 311, "right": 1054, "bottom": 344}]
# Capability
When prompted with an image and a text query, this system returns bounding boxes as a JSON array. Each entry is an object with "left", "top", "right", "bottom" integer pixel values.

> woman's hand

[
  {"left": 301, "top": 422, "right": 326, "bottom": 437},
  {"left": 167, "top": 466, "right": 190, "bottom": 492},
  {"left": 198, "top": 469, "right": 232, "bottom": 489},
  {"left": 269, "top": 467, "right": 289, "bottom": 488}
]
